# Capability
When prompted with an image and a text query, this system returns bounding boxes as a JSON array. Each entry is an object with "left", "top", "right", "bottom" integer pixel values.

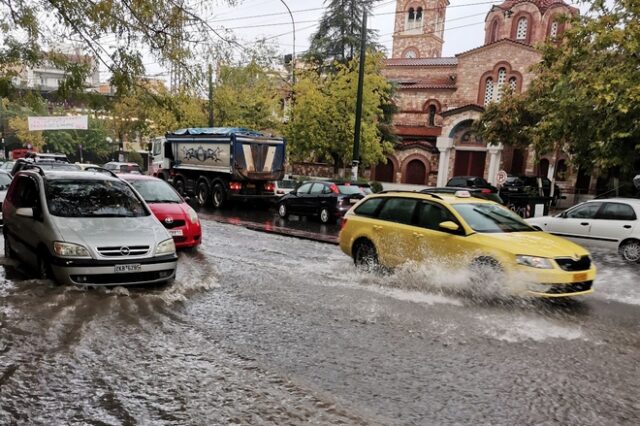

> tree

[
  {"left": 286, "top": 53, "right": 394, "bottom": 173},
  {"left": 476, "top": 0, "right": 640, "bottom": 178},
  {"left": 306, "top": 0, "right": 382, "bottom": 67},
  {"left": 213, "top": 60, "right": 283, "bottom": 131}
]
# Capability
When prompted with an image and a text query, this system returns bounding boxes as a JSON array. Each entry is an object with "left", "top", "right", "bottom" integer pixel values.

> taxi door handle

[
  {"left": 412, "top": 232, "right": 423, "bottom": 239},
  {"left": 580, "top": 222, "right": 589, "bottom": 226},
  {"left": 373, "top": 225, "right": 383, "bottom": 231},
  {"left": 624, "top": 225, "right": 632, "bottom": 229}
]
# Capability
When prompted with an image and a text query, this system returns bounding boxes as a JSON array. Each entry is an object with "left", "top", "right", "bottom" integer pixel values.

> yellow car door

[
  {"left": 408, "top": 200, "right": 469, "bottom": 264},
  {"left": 369, "top": 197, "right": 420, "bottom": 268}
]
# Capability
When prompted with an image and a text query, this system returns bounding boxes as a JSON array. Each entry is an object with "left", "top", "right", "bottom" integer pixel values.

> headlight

[
  {"left": 156, "top": 238, "right": 176, "bottom": 255},
  {"left": 186, "top": 206, "right": 199, "bottom": 224},
  {"left": 516, "top": 255, "right": 553, "bottom": 269},
  {"left": 53, "top": 241, "right": 90, "bottom": 258}
]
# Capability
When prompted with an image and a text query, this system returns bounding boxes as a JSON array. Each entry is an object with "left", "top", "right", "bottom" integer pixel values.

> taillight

[
  {"left": 264, "top": 182, "right": 275, "bottom": 192},
  {"left": 229, "top": 182, "right": 242, "bottom": 191},
  {"left": 481, "top": 188, "right": 492, "bottom": 194},
  {"left": 329, "top": 183, "right": 339, "bottom": 194}
]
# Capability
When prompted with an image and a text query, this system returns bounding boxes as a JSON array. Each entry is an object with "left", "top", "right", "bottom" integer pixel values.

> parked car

[
  {"left": 0, "top": 161, "right": 15, "bottom": 171},
  {"left": 527, "top": 198, "right": 640, "bottom": 263},
  {"left": 24, "top": 152, "right": 69, "bottom": 163},
  {"left": 121, "top": 174, "right": 202, "bottom": 249},
  {"left": 502, "top": 175, "right": 562, "bottom": 204},
  {"left": 103, "top": 162, "right": 143, "bottom": 174},
  {"left": 11, "top": 158, "right": 81, "bottom": 175},
  {"left": 0, "top": 170, "right": 13, "bottom": 224},
  {"left": 2, "top": 168, "right": 177, "bottom": 286},
  {"left": 277, "top": 181, "right": 365, "bottom": 224},
  {"left": 274, "top": 179, "right": 296, "bottom": 196},
  {"left": 339, "top": 190, "right": 596, "bottom": 298},
  {"left": 446, "top": 176, "right": 498, "bottom": 193},
  {"left": 421, "top": 186, "right": 504, "bottom": 204}
]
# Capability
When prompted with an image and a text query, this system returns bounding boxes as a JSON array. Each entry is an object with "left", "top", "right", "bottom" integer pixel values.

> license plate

[
  {"left": 169, "top": 229, "right": 183, "bottom": 237},
  {"left": 573, "top": 272, "right": 587, "bottom": 281},
  {"left": 114, "top": 264, "right": 142, "bottom": 273},
  {"left": 246, "top": 183, "right": 255, "bottom": 189}
]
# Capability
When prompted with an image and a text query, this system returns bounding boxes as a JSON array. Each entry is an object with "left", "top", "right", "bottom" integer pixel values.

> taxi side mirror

[{"left": 439, "top": 221, "right": 459, "bottom": 232}]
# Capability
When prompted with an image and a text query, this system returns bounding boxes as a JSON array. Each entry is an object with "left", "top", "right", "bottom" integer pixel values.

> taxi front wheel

[{"left": 353, "top": 240, "right": 379, "bottom": 272}]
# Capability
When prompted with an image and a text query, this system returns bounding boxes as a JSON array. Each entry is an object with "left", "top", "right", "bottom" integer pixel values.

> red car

[{"left": 121, "top": 174, "right": 202, "bottom": 249}]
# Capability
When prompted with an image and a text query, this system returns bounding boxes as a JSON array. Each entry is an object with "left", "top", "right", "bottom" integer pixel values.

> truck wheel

[
  {"left": 212, "top": 183, "right": 227, "bottom": 209},
  {"left": 173, "top": 176, "right": 186, "bottom": 196},
  {"left": 196, "top": 179, "right": 210, "bottom": 207}
]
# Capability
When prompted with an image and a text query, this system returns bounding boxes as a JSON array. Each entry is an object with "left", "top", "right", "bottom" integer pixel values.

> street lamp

[{"left": 279, "top": 0, "right": 296, "bottom": 87}]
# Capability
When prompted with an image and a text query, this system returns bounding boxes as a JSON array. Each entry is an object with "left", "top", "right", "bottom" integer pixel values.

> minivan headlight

[
  {"left": 516, "top": 255, "right": 553, "bottom": 269},
  {"left": 156, "top": 238, "right": 176, "bottom": 255},
  {"left": 53, "top": 241, "right": 90, "bottom": 258},
  {"left": 186, "top": 206, "right": 199, "bottom": 224}
]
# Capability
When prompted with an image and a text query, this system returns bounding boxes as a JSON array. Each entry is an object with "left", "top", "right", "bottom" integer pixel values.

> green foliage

[
  {"left": 286, "top": 52, "right": 394, "bottom": 173},
  {"left": 476, "top": 0, "right": 640, "bottom": 173},
  {"left": 126, "top": 150, "right": 144, "bottom": 167},
  {"left": 213, "top": 60, "right": 283, "bottom": 131},
  {"left": 306, "top": 0, "right": 382, "bottom": 68}
]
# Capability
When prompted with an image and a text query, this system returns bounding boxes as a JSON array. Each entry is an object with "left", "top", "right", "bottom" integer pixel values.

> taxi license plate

[
  {"left": 169, "top": 229, "right": 183, "bottom": 237},
  {"left": 114, "top": 264, "right": 142, "bottom": 273},
  {"left": 573, "top": 272, "right": 587, "bottom": 281}
]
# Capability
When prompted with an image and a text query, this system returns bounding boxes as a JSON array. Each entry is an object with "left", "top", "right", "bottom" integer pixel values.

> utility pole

[
  {"left": 208, "top": 63, "right": 214, "bottom": 127},
  {"left": 351, "top": 10, "right": 367, "bottom": 182}
]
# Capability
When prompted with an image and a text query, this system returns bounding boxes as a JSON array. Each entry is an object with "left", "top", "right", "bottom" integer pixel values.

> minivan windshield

[
  {"left": 453, "top": 203, "right": 535, "bottom": 233},
  {"left": 45, "top": 179, "right": 149, "bottom": 217},
  {"left": 128, "top": 179, "right": 182, "bottom": 204}
]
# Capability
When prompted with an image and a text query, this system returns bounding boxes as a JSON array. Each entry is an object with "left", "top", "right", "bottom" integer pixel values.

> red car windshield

[{"left": 128, "top": 179, "right": 182, "bottom": 204}]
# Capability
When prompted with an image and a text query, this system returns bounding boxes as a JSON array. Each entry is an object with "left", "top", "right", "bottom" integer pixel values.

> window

[
  {"left": 296, "top": 183, "right": 313, "bottom": 194},
  {"left": 598, "top": 203, "right": 637, "bottom": 221},
  {"left": 417, "top": 202, "right": 454, "bottom": 231},
  {"left": 354, "top": 198, "right": 384, "bottom": 217},
  {"left": 495, "top": 68, "right": 507, "bottom": 101},
  {"left": 516, "top": 17, "right": 528, "bottom": 40},
  {"left": 404, "top": 49, "right": 418, "bottom": 59},
  {"left": 453, "top": 203, "right": 534, "bottom": 233},
  {"left": 550, "top": 21, "right": 559, "bottom": 38},
  {"left": 484, "top": 78, "right": 494, "bottom": 104},
  {"left": 566, "top": 202, "right": 602, "bottom": 219},
  {"left": 490, "top": 20, "right": 499, "bottom": 43},
  {"left": 309, "top": 183, "right": 324, "bottom": 194},
  {"left": 555, "top": 159, "right": 567, "bottom": 180},
  {"left": 377, "top": 198, "right": 418, "bottom": 225},
  {"left": 11, "top": 176, "right": 39, "bottom": 208},
  {"left": 509, "top": 77, "right": 517, "bottom": 92},
  {"left": 428, "top": 105, "right": 437, "bottom": 126},
  {"left": 407, "top": 7, "right": 422, "bottom": 30}
]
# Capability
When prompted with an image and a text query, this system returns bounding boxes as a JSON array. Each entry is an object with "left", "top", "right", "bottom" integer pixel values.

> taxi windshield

[{"left": 453, "top": 203, "right": 535, "bottom": 233}]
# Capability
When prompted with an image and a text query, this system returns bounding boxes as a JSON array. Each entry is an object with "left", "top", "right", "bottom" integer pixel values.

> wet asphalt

[{"left": 1, "top": 208, "right": 640, "bottom": 425}]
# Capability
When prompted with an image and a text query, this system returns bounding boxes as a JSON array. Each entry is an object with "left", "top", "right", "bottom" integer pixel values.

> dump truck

[{"left": 152, "top": 127, "right": 286, "bottom": 208}]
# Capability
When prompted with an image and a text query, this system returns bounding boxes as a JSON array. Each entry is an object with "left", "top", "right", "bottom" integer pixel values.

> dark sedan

[
  {"left": 277, "top": 181, "right": 365, "bottom": 224},
  {"left": 421, "top": 187, "right": 504, "bottom": 204},
  {"left": 446, "top": 176, "right": 498, "bottom": 193},
  {"left": 502, "top": 175, "right": 561, "bottom": 204}
]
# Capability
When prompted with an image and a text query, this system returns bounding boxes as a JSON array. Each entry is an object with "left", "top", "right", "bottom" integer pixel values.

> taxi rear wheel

[
  {"left": 353, "top": 240, "right": 379, "bottom": 271},
  {"left": 619, "top": 239, "right": 640, "bottom": 263}
]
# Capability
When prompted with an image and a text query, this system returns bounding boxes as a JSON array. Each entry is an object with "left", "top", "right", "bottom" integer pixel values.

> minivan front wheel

[
  {"left": 4, "top": 233, "right": 15, "bottom": 259},
  {"left": 37, "top": 253, "right": 52, "bottom": 281}
]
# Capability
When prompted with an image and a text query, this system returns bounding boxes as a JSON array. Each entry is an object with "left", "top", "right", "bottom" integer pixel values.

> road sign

[{"left": 497, "top": 170, "right": 508, "bottom": 185}]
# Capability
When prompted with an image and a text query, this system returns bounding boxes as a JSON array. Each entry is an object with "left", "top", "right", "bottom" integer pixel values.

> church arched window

[
  {"left": 416, "top": 7, "right": 423, "bottom": 23},
  {"left": 509, "top": 77, "right": 517, "bottom": 92},
  {"left": 516, "top": 17, "right": 528, "bottom": 40},
  {"left": 490, "top": 20, "right": 499, "bottom": 43},
  {"left": 549, "top": 21, "right": 559, "bottom": 38},
  {"left": 484, "top": 78, "right": 494, "bottom": 105},
  {"left": 428, "top": 105, "right": 437, "bottom": 126},
  {"left": 495, "top": 68, "right": 507, "bottom": 101}
]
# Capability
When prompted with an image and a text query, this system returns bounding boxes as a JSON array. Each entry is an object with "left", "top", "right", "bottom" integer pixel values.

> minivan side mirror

[
  {"left": 16, "top": 207, "right": 34, "bottom": 218},
  {"left": 439, "top": 221, "right": 460, "bottom": 232}
]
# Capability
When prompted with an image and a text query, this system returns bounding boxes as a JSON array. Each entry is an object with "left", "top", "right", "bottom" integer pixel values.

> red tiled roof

[
  {"left": 495, "top": 0, "right": 568, "bottom": 13},
  {"left": 455, "top": 38, "right": 537, "bottom": 57},
  {"left": 391, "top": 78, "right": 456, "bottom": 90},
  {"left": 385, "top": 57, "right": 458, "bottom": 67},
  {"left": 394, "top": 126, "right": 443, "bottom": 137}
]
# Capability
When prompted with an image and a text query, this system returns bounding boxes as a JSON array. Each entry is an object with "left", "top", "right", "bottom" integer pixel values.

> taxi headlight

[
  {"left": 186, "top": 206, "right": 199, "bottom": 224},
  {"left": 516, "top": 255, "right": 553, "bottom": 269},
  {"left": 53, "top": 241, "right": 90, "bottom": 258},
  {"left": 156, "top": 238, "right": 176, "bottom": 255}
]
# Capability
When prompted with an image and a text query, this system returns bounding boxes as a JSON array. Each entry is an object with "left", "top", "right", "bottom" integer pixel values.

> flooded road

[{"left": 1, "top": 219, "right": 640, "bottom": 425}]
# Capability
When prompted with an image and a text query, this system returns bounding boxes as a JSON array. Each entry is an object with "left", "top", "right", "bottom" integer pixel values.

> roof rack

[
  {"left": 22, "top": 164, "right": 46, "bottom": 176},
  {"left": 84, "top": 166, "right": 119, "bottom": 178}
]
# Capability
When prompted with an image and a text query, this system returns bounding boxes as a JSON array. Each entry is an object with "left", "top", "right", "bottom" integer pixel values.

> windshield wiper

[
  {"left": 471, "top": 208, "right": 522, "bottom": 232},
  {"left": 148, "top": 199, "right": 181, "bottom": 204}
]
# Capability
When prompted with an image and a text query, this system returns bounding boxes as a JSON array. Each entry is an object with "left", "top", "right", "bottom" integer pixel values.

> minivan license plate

[{"left": 114, "top": 264, "right": 142, "bottom": 273}]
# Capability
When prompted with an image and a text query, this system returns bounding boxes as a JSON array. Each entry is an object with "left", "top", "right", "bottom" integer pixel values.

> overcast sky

[{"left": 139, "top": 0, "right": 588, "bottom": 81}]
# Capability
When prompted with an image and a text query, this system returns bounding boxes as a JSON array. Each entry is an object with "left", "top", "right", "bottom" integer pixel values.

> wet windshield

[
  {"left": 453, "top": 203, "right": 535, "bottom": 233},
  {"left": 338, "top": 185, "right": 363, "bottom": 195},
  {"left": 45, "top": 179, "right": 149, "bottom": 217},
  {"left": 128, "top": 179, "right": 182, "bottom": 203},
  {"left": 0, "top": 173, "right": 11, "bottom": 190}
]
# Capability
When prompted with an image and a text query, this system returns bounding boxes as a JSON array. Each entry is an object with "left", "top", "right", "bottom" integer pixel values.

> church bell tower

[{"left": 392, "top": 0, "right": 449, "bottom": 59}]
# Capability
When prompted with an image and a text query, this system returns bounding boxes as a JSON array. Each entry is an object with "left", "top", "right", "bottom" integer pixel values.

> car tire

[
  {"left": 469, "top": 256, "right": 503, "bottom": 287},
  {"left": 173, "top": 176, "right": 186, "bottom": 196},
  {"left": 196, "top": 179, "right": 210, "bottom": 207},
  {"left": 212, "top": 183, "right": 226, "bottom": 209},
  {"left": 278, "top": 202, "right": 288, "bottom": 219},
  {"left": 4, "top": 232, "right": 15, "bottom": 259},
  {"left": 37, "top": 251, "right": 53, "bottom": 281},
  {"left": 319, "top": 207, "right": 334, "bottom": 224},
  {"left": 619, "top": 239, "right": 640, "bottom": 263},
  {"left": 353, "top": 240, "right": 379, "bottom": 272}
]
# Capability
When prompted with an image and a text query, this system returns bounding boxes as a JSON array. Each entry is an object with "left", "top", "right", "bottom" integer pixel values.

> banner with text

[{"left": 28, "top": 115, "right": 88, "bottom": 131}]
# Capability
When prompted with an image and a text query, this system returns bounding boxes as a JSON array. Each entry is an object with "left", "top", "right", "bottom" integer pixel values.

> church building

[{"left": 376, "top": 0, "right": 582, "bottom": 194}]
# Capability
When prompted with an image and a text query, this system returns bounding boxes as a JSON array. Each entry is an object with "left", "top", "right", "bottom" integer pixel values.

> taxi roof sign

[{"left": 454, "top": 190, "right": 472, "bottom": 198}]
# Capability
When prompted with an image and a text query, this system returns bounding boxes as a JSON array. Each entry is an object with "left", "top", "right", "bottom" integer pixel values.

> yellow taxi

[{"left": 339, "top": 190, "right": 596, "bottom": 297}]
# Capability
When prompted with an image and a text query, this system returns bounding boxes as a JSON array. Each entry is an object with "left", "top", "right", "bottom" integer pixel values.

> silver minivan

[{"left": 2, "top": 168, "right": 177, "bottom": 286}]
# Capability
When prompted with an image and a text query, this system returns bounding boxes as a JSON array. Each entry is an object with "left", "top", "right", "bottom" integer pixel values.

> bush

[{"left": 369, "top": 181, "right": 383, "bottom": 193}]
